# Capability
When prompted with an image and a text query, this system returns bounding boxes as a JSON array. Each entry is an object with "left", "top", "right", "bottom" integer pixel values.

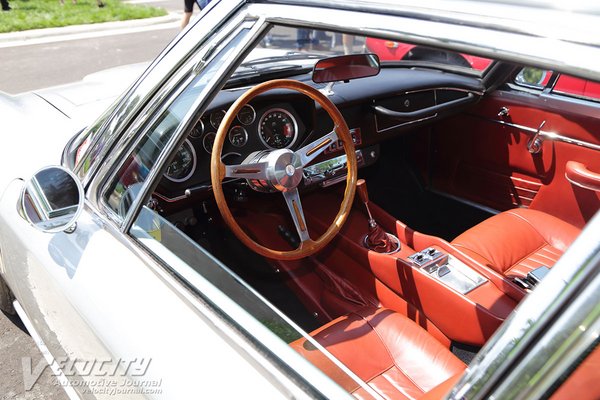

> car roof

[{"left": 261, "top": 0, "right": 600, "bottom": 46}]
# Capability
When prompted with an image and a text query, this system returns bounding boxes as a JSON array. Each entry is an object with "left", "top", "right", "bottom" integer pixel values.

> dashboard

[{"left": 156, "top": 68, "right": 484, "bottom": 204}]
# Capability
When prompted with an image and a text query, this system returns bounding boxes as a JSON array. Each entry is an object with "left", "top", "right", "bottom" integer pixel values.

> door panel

[{"left": 429, "top": 90, "right": 600, "bottom": 228}]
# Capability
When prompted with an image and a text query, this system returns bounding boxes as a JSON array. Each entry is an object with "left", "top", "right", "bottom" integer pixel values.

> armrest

[{"left": 565, "top": 161, "right": 600, "bottom": 191}]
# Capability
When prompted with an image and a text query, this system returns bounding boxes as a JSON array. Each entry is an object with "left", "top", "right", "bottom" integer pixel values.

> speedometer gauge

[
  {"left": 258, "top": 108, "right": 298, "bottom": 149},
  {"left": 164, "top": 140, "right": 196, "bottom": 183}
]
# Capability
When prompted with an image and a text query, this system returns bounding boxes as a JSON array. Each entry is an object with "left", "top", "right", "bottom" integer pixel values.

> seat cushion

[
  {"left": 451, "top": 208, "right": 580, "bottom": 278},
  {"left": 290, "top": 307, "right": 465, "bottom": 399}
]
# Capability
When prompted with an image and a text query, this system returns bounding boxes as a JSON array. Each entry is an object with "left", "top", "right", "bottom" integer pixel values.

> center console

[{"left": 408, "top": 247, "right": 487, "bottom": 295}]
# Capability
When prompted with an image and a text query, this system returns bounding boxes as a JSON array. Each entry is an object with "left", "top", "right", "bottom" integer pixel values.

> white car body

[{"left": 0, "top": 1, "right": 599, "bottom": 399}]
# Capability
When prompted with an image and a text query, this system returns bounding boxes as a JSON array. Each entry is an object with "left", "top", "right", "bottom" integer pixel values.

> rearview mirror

[
  {"left": 20, "top": 166, "right": 84, "bottom": 233},
  {"left": 312, "top": 53, "right": 380, "bottom": 83}
]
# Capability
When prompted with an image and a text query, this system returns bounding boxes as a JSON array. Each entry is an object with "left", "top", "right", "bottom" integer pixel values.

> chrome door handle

[{"left": 528, "top": 120, "right": 546, "bottom": 154}]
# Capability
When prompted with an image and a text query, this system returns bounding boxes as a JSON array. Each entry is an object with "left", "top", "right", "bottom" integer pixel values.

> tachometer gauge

[
  {"left": 202, "top": 132, "right": 216, "bottom": 154},
  {"left": 209, "top": 110, "right": 226, "bottom": 129},
  {"left": 258, "top": 108, "right": 298, "bottom": 149},
  {"left": 228, "top": 126, "right": 248, "bottom": 147},
  {"left": 189, "top": 119, "right": 204, "bottom": 138},
  {"left": 237, "top": 105, "right": 256, "bottom": 125},
  {"left": 164, "top": 140, "right": 196, "bottom": 183}
]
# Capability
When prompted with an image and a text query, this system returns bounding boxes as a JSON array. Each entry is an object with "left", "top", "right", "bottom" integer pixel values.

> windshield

[{"left": 237, "top": 26, "right": 492, "bottom": 77}]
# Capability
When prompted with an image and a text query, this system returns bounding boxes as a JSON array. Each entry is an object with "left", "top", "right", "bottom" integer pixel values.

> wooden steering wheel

[{"left": 210, "top": 79, "right": 357, "bottom": 260}]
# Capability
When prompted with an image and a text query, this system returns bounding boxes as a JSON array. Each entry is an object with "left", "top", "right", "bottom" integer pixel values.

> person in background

[
  {"left": 181, "top": 0, "right": 211, "bottom": 30},
  {"left": 1, "top": 0, "right": 10, "bottom": 11}
]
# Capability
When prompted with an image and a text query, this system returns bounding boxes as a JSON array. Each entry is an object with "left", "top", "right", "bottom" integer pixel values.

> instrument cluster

[
  {"left": 188, "top": 104, "right": 300, "bottom": 154},
  {"left": 163, "top": 102, "right": 304, "bottom": 184}
]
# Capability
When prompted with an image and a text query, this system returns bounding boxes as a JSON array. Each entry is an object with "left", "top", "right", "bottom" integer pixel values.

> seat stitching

[
  {"left": 357, "top": 312, "right": 428, "bottom": 394},
  {"left": 508, "top": 242, "right": 546, "bottom": 273},
  {"left": 452, "top": 243, "right": 496, "bottom": 267},
  {"left": 505, "top": 211, "right": 548, "bottom": 242},
  {"left": 528, "top": 251, "right": 558, "bottom": 265},
  {"left": 380, "top": 366, "right": 422, "bottom": 399}
]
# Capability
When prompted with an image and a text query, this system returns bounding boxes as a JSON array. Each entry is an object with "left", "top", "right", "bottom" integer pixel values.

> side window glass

[
  {"left": 103, "top": 30, "right": 248, "bottom": 220},
  {"left": 553, "top": 74, "right": 600, "bottom": 102},
  {"left": 514, "top": 67, "right": 551, "bottom": 89}
]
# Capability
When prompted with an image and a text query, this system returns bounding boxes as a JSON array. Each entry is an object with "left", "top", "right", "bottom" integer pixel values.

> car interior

[{"left": 103, "top": 24, "right": 600, "bottom": 399}]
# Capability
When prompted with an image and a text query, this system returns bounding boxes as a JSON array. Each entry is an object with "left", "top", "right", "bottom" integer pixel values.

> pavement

[
  {"left": 0, "top": 0, "right": 183, "bottom": 94},
  {"left": 0, "top": 2, "right": 183, "bottom": 398}
]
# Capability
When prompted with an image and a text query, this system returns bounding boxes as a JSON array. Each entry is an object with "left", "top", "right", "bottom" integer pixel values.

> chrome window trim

[
  {"left": 503, "top": 84, "right": 600, "bottom": 119},
  {"left": 119, "top": 17, "right": 263, "bottom": 233},
  {"left": 95, "top": 13, "right": 255, "bottom": 226},
  {"left": 77, "top": 0, "right": 247, "bottom": 190},
  {"left": 449, "top": 211, "right": 600, "bottom": 399}
]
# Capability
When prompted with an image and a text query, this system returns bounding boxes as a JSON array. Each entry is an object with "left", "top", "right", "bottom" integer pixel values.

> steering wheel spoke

[
  {"left": 282, "top": 188, "right": 310, "bottom": 243},
  {"left": 224, "top": 161, "right": 268, "bottom": 180},
  {"left": 298, "top": 129, "right": 338, "bottom": 167}
]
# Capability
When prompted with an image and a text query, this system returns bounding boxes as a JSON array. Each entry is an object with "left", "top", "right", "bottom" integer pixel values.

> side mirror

[
  {"left": 312, "top": 53, "right": 380, "bottom": 83},
  {"left": 515, "top": 67, "right": 548, "bottom": 88},
  {"left": 20, "top": 166, "right": 84, "bottom": 233}
]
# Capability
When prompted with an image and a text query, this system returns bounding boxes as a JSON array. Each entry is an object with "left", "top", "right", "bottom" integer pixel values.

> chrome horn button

[
  {"left": 268, "top": 149, "right": 303, "bottom": 191},
  {"left": 285, "top": 164, "right": 296, "bottom": 177},
  {"left": 242, "top": 149, "right": 304, "bottom": 193}
]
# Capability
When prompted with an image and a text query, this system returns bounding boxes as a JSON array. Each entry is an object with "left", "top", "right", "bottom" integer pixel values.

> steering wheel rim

[{"left": 210, "top": 79, "right": 357, "bottom": 260}]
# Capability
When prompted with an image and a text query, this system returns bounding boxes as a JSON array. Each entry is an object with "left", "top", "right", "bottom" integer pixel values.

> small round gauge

[
  {"left": 237, "top": 105, "right": 256, "bottom": 125},
  {"left": 228, "top": 126, "right": 248, "bottom": 147},
  {"left": 202, "top": 132, "right": 216, "bottom": 154},
  {"left": 209, "top": 110, "right": 226, "bottom": 129},
  {"left": 164, "top": 140, "right": 196, "bottom": 183},
  {"left": 189, "top": 119, "right": 204, "bottom": 138},
  {"left": 259, "top": 108, "right": 298, "bottom": 149}
]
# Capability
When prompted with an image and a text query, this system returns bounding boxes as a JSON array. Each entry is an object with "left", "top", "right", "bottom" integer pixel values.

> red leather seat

[
  {"left": 290, "top": 307, "right": 465, "bottom": 399},
  {"left": 451, "top": 208, "right": 580, "bottom": 279}
]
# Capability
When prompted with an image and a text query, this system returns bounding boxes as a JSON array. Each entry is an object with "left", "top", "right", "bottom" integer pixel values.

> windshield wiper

[
  {"left": 240, "top": 52, "right": 327, "bottom": 68},
  {"left": 226, "top": 64, "right": 311, "bottom": 88},
  {"left": 233, "top": 64, "right": 305, "bottom": 77}
]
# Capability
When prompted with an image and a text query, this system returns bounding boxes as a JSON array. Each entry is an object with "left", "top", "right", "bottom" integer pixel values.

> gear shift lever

[
  {"left": 357, "top": 179, "right": 375, "bottom": 227},
  {"left": 356, "top": 179, "right": 399, "bottom": 253}
]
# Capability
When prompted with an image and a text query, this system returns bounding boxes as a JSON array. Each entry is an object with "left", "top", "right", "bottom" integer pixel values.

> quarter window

[{"left": 513, "top": 67, "right": 600, "bottom": 102}]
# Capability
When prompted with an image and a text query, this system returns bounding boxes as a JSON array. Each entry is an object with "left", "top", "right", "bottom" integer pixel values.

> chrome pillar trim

[
  {"left": 80, "top": 0, "right": 247, "bottom": 192},
  {"left": 471, "top": 115, "right": 600, "bottom": 152},
  {"left": 121, "top": 17, "right": 266, "bottom": 233},
  {"left": 449, "top": 210, "right": 600, "bottom": 400},
  {"left": 490, "top": 272, "right": 600, "bottom": 399}
]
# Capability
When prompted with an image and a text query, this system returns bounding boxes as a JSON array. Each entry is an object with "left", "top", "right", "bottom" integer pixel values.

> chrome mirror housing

[{"left": 20, "top": 166, "right": 84, "bottom": 233}]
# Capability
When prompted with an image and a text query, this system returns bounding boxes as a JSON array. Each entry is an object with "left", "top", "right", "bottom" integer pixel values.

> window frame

[{"left": 96, "top": 15, "right": 259, "bottom": 227}]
